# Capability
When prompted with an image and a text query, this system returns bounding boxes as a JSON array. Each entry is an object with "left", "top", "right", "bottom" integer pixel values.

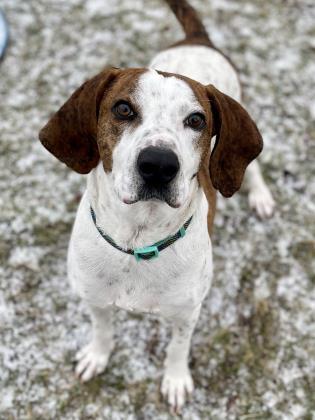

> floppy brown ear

[
  {"left": 206, "top": 84, "right": 263, "bottom": 197},
  {"left": 39, "top": 68, "right": 119, "bottom": 173}
]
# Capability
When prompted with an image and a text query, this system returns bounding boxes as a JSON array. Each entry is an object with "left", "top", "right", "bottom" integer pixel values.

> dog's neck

[{"left": 86, "top": 164, "right": 200, "bottom": 250}]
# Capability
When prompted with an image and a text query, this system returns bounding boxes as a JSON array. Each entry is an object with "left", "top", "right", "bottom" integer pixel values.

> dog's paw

[
  {"left": 75, "top": 343, "right": 111, "bottom": 382},
  {"left": 161, "top": 368, "right": 194, "bottom": 413},
  {"left": 248, "top": 184, "right": 275, "bottom": 218}
]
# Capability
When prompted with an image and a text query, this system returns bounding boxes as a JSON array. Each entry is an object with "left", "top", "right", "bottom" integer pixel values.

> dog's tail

[{"left": 164, "top": 0, "right": 214, "bottom": 47}]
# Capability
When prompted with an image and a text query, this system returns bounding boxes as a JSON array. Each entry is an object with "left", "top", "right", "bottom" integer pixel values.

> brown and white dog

[{"left": 39, "top": 0, "right": 274, "bottom": 412}]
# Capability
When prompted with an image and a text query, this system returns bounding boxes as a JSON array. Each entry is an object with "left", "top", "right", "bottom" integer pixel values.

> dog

[{"left": 39, "top": 0, "right": 275, "bottom": 412}]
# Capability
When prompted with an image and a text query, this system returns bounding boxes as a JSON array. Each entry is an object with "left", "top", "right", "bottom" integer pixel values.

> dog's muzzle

[{"left": 136, "top": 146, "right": 180, "bottom": 207}]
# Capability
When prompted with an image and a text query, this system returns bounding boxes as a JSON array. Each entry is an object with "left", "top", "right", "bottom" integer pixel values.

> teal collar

[{"left": 90, "top": 206, "right": 193, "bottom": 262}]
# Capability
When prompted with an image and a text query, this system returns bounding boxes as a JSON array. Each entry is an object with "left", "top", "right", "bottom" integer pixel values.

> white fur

[
  {"left": 69, "top": 44, "right": 274, "bottom": 412},
  {"left": 68, "top": 178, "right": 211, "bottom": 314}
]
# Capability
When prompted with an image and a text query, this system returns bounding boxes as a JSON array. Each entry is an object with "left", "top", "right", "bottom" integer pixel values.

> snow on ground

[{"left": 0, "top": 0, "right": 314, "bottom": 418}]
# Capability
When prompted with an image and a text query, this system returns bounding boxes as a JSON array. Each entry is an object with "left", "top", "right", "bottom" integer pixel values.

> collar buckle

[{"left": 134, "top": 245, "right": 159, "bottom": 261}]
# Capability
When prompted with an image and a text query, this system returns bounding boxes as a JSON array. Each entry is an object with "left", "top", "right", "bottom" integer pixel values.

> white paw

[
  {"left": 161, "top": 369, "right": 194, "bottom": 413},
  {"left": 75, "top": 343, "right": 111, "bottom": 382},
  {"left": 248, "top": 185, "right": 275, "bottom": 218}
]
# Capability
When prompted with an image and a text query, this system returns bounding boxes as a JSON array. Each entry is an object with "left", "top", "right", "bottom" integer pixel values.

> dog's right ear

[
  {"left": 206, "top": 84, "right": 263, "bottom": 197},
  {"left": 39, "top": 67, "right": 120, "bottom": 174}
]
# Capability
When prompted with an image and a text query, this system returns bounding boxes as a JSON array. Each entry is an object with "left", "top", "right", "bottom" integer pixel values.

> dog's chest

[{"left": 68, "top": 193, "right": 212, "bottom": 316}]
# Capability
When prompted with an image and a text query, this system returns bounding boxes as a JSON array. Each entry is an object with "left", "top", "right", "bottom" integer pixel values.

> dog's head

[{"left": 39, "top": 67, "right": 262, "bottom": 207}]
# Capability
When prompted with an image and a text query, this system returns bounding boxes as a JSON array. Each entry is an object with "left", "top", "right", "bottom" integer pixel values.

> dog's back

[{"left": 150, "top": 0, "right": 241, "bottom": 100}]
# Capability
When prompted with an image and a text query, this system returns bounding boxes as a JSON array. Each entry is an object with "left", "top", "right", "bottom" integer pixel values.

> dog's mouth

[{"left": 124, "top": 185, "right": 180, "bottom": 208}]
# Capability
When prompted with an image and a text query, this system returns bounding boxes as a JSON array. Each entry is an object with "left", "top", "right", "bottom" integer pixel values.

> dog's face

[
  {"left": 98, "top": 69, "right": 212, "bottom": 208},
  {"left": 39, "top": 67, "right": 263, "bottom": 206}
]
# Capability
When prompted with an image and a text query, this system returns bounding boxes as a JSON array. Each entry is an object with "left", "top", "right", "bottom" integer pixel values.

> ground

[{"left": 0, "top": 0, "right": 315, "bottom": 418}]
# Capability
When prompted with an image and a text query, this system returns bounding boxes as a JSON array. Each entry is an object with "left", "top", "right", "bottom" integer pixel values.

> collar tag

[
  {"left": 179, "top": 226, "right": 186, "bottom": 238},
  {"left": 134, "top": 245, "right": 159, "bottom": 261}
]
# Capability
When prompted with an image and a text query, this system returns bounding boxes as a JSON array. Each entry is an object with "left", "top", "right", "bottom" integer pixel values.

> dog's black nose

[{"left": 137, "top": 146, "right": 180, "bottom": 185}]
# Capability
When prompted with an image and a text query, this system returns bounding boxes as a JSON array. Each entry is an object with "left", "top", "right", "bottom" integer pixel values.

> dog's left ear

[
  {"left": 206, "top": 84, "right": 263, "bottom": 197},
  {"left": 39, "top": 67, "right": 120, "bottom": 174}
]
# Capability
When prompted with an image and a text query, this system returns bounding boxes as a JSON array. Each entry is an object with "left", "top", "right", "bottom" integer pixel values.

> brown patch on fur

[
  {"left": 97, "top": 69, "right": 146, "bottom": 172},
  {"left": 38, "top": 68, "right": 146, "bottom": 173},
  {"left": 39, "top": 68, "right": 118, "bottom": 173},
  {"left": 206, "top": 84, "right": 263, "bottom": 197}
]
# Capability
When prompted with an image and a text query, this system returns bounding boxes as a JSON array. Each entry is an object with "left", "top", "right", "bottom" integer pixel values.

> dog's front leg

[
  {"left": 75, "top": 305, "right": 114, "bottom": 382},
  {"left": 161, "top": 303, "right": 201, "bottom": 412}
]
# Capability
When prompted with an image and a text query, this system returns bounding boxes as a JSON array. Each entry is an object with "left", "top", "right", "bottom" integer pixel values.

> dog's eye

[
  {"left": 184, "top": 113, "right": 206, "bottom": 131},
  {"left": 112, "top": 101, "right": 136, "bottom": 120}
]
